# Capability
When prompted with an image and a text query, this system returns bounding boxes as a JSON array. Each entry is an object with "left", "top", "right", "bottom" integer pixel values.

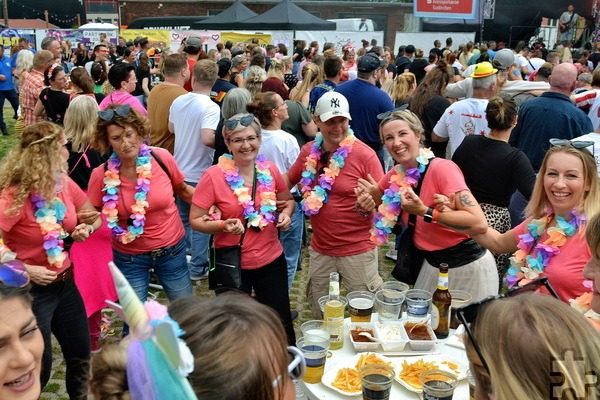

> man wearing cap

[
  {"left": 210, "top": 58, "right": 236, "bottom": 107},
  {"left": 147, "top": 53, "right": 189, "bottom": 154},
  {"left": 335, "top": 53, "right": 394, "bottom": 166},
  {"left": 432, "top": 61, "right": 498, "bottom": 158},
  {"left": 180, "top": 36, "right": 203, "bottom": 91},
  {"left": 286, "top": 91, "right": 384, "bottom": 318}
]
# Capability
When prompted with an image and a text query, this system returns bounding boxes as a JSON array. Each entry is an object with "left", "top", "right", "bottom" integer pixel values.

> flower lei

[
  {"left": 505, "top": 207, "right": 586, "bottom": 288},
  {"left": 102, "top": 143, "right": 152, "bottom": 244},
  {"left": 299, "top": 129, "right": 356, "bottom": 215},
  {"left": 218, "top": 154, "right": 276, "bottom": 230},
  {"left": 370, "top": 148, "right": 435, "bottom": 245},
  {"left": 31, "top": 193, "right": 69, "bottom": 268}
]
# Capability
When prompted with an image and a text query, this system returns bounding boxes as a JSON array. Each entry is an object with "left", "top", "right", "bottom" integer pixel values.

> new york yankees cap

[{"left": 315, "top": 92, "right": 352, "bottom": 122}]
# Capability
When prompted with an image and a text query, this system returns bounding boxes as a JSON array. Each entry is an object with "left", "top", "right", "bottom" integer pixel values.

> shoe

[
  {"left": 190, "top": 270, "right": 209, "bottom": 281},
  {"left": 291, "top": 310, "right": 299, "bottom": 320},
  {"left": 385, "top": 250, "right": 398, "bottom": 261},
  {"left": 1, "top": 127, "right": 8, "bottom": 136}
]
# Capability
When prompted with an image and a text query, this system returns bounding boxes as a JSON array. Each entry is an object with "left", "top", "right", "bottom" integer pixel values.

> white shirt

[
  {"left": 434, "top": 98, "right": 490, "bottom": 158},
  {"left": 572, "top": 132, "right": 600, "bottom": 175},
  {"left": 260, "top": 128, "right": 300, "bottom": 193},
  {"left": 169, "top": 92, "right": 220, "bottom": 182}
]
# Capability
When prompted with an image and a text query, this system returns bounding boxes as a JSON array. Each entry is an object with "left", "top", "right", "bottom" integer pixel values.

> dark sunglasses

[
  {"left": 377, "top": 104, "right": 409, "bottom": 120},
  {"left": 456, "top": 276, "right": 558, "bottom": 374},
  {"left": 272, "top": 346, "right": 306, "bottom": 388},
  {"left": 549, "top": 138, "right": 594, "bottom": 150},
  {"left": 0, "top": 260, "right": 30, "bottom": 287},
  {"left": 98, "top": 104, "right": 132, "bottom": 122},
  {"left": 224, "top": 114, "right": 255, "bottom": 131}
]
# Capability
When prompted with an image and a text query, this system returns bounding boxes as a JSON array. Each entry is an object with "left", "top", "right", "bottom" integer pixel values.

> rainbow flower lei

[
  {"left": 31, "top": 193, "right": 69, "bottom": 268},
  {"left": 299, "top": 129, "right": 356, "bottom": 215},
  {"left": 102, "top": 143, "right": 152, "bottom": 244},
  {"left": 218, "top": 154, "right": 276, "bottom": 229},
  {"left": 505, "top": 207, "right": 586, "bottom": 288},
  {"left": 370, "top": 148, "right": 435, "bottom": 245}
]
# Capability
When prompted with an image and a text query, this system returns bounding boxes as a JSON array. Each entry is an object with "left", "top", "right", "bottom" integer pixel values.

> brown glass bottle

[{"left": 431, "top": 263, "right": 452, "bottom": 339}]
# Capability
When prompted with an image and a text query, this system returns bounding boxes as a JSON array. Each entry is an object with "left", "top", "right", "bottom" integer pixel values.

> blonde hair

[
  {"left": 64, "top": 96, "right": 99, "bottom": 153},
  {"left": 291, "top": 63, "right": 321, "bottom": 102},
  {"left": 88, "top": 345, "right": 130, "bottom": 400},
  {"left": 384, "top": 72, "right": 416, "bottom": 103},
  {"left": 0, "top": 122, "right": 65, "bottom": 215},
  {"left": 466, "top": 295, "right": 600, "bottom": 400},
  {"left": 266, "top": 58, "right": 285, "bottom": 81},
  {"left": 245, "top": 65, "right": 267, "bottom": 99},
  {"left": 379, "top": 109, "right": 425, "bottom": 143},
  {"left": 525, "top": 145, "right": 600, "bottom": 219}
]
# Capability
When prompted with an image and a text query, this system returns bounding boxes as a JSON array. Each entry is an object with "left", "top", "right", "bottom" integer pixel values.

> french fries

[
  {"left": 354, "top": 353, "right": 391, "bottom": 369},
  {"left": 398, "top": 359, "right": 439, "bottom": 390},
  {"left": 331, "top": 368, "right": 361, "bottom": 392}
]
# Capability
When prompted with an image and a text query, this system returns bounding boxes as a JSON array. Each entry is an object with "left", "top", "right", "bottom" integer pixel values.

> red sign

[{"left": 414, "top": 0, "right": 477, "bottom": 19}]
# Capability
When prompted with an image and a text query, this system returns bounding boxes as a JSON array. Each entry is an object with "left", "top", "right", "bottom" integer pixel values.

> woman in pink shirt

[{"left": 98, "top": 63, "right": 147, "bottom": 116}]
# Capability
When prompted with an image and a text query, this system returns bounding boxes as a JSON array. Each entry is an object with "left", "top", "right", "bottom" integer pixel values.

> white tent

[{"left": 78, "top": 23, "right": 118, "bottom": 30}]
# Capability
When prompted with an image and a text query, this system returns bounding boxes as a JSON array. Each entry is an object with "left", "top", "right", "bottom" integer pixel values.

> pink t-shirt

[
  {"left": 192, "top": 161, "right": 285, "bottom": 270},
  {"left": 385, "top": 158, "right": 471, "bottom": 251},
  {"left": 99, "top": 91, "right": 147, "bottom": 116},
  {"left": 512, "top": 218, "right": 590, "bottom": 302},
  {"left": 288, "top": 139, "right": 384, "bottom": 256},
  {"left": 0, "top": 177, "right": 87, "bottom": 273},
  {"left": 88, "top": 147, "right": 185, "bottom": 254}
]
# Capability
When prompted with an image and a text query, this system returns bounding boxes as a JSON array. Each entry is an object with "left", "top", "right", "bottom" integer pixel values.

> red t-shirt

[
  {"left": 0, "top": 177, "right": 87, "bottom": 273},
  {"left": 88, "top": 147, "right": 186, "bottom": 254},
  {"left": 192, "top": 161, "right": 285, "bottom": 269},
  {"left": 512, "top": 218, "right": 590, "bottom": 302},
  {"left": 288, "top": 139, "right": 384, "bottom": 256},
  {"left": 184, "top": 58, "right": 196, "bottom": 92}
]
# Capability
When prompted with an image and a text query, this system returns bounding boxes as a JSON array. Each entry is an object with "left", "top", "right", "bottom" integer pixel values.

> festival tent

[
  {"left": 235, "top": 0, "right": 336, "bottom": 31},
  {"left": 191, "top": 0, "right": 258, "bottom": 30}
]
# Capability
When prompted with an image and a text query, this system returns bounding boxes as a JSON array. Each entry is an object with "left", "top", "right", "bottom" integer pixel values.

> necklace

[
  {"left": 218, "top": 154, "right": 276, "bottom": 230},
  {"left": 299, "top": 130, "right": 356, "bottom": 215},
  {"left": 102, "top": 143, "right": 152, "bottom": 244},
  {"left": 31, "top": 192, "right": 69, "bottom": 268},
  {"left": 370, "top": 148, "right": 435, "bottom": 244},
  {"left": 506, "top": 207, "right": 586, "bottom": 288}
]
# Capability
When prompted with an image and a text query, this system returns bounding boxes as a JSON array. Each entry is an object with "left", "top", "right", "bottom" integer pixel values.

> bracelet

[
  {"left": 218, "top": 220, "right": 226, "bottom": 232},
  {"left": 432, "top": 208, "right": 439, "bottom": 223},
  {"left": 355, "top": 202, "right": 370, "bottom": 217}
]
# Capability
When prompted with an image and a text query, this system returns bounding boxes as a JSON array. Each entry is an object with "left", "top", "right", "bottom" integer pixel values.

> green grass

[{"left": 0, "top": 108, "right": 18, "bottom": 159}]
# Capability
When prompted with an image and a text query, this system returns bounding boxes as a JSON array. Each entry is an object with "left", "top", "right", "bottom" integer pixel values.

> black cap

[
  {"left": 217, "top": 58, "right": 232, "bottom": 78},
  {"left": 357, "top": 53, "right": 385, "bottom": 73}
]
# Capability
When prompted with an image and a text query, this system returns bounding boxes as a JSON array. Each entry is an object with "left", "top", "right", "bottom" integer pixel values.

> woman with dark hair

[
  {"left": 90, "top": 60, "right": 107, "bottom": 94},
  {"left": 33, "top": 64, "right": 70, "bottom": 125},
  {"left": 74, "top": 42, "right": 89, "bottom": 67},
  {"left": 98, "top": 63, "right": 147, "bottom": 115},
  {"left": 132, "top": 51, "right": 151, "bottom": 106}
]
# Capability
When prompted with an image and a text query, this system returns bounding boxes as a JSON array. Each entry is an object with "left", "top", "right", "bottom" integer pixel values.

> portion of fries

[
  {"left": 354, "top": 353, "right": 391, "bottom": 369},
  {"left": 331, "top": 353, "right": 392, "bottom": 393},
  {"left": 398, "top": 359, "right": 439, "bottom": 390}
]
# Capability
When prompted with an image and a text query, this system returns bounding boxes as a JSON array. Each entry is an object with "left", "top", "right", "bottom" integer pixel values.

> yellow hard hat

[{"left": 470, "top": 61, "right": 498, "bottom": 78}]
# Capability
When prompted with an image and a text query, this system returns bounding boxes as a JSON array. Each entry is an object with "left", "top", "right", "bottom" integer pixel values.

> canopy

[
  {"left": 192, "top": 0, "right": 258, "bottom": 29},
  {"left": 78, "top": 23, "right": 118, "bottom": 30},
  {"left": 235, "top": 0, "right": 336, "bottom": 31}
]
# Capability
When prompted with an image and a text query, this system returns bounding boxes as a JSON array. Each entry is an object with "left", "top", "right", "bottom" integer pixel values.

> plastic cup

[
  {"left": 318, "top": 295, "right": 348, "bottom": 318},
  {"left": 300, "top": 320, "right": 331, "bottom": 342},
  {"left": 405, "top": 289, "right": 432, "bottom": 320},
  {"left": 347, "top": 291, "right": 376, "bottom": 322},
  {"left": 449, "top": 290, "right": 472, "bottom": 329},
  {"left": 296, "top": 337, "right": 330, "bottom": 384},
  {"left": 420, "top": 369, "right": 458, "bottom": 400},
  {"left": 359, "top": 363, "right": 395, "bottom": 400},
  {"left": 381, "top": 280, "right": 409, "bottom": 293},
  {"left": 375, "top": 289, "right": 404, "bottom": 322}
]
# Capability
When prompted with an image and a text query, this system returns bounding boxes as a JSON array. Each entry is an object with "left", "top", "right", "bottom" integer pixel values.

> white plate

[
  {"left": 321, "top": 352, "right": 396, "bottom": 397},
  {"left": 394, "top": 354, "right": 468, "bottom": 393}
]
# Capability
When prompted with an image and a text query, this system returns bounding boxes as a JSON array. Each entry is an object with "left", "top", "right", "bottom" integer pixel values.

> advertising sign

[{"left": 414, "top": 0, "right": 477, "bottom": 19}]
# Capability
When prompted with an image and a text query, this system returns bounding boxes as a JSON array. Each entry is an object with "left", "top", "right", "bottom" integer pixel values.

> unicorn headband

[{"left": 107, "top": 262, "right": 197, "bottom": 400}]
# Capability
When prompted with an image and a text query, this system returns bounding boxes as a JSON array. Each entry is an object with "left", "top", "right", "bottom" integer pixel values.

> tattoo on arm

[
  {"left": 441, "top": 222, "right": 472, "bottom": 231},
  {"left": 459, "top": 193, "right": 474, "bottom": 207}
]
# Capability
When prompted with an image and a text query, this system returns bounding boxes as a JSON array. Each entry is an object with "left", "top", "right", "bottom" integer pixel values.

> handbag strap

[{"left": 406, "top": 158, "right": 432, "bottom": 230}]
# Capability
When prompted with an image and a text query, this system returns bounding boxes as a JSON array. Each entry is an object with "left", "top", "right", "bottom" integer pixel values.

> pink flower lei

[
  {"left": 370, "top": 148, "right": 435, "bottom": 244},
  {"left": 299, "top": 130, "right": 356, "bottom": 216},
  {"left": 101, "top": 144, "right": 152, "bottom": 244},
  {"left": 31, "top": 192, "right": 69, "bottom": 268},
  {"left": 218, "top": 154, "right": 277, "bottom": 230}
]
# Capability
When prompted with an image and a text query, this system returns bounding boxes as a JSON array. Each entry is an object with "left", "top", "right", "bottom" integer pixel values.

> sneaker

[
  {"left": 385, "top": 249, "right": 398, "bottom": 261},
  {"left": 1, "top": 127, "right": 8, "bottom": 136},
  {"left": 190, "top": 270, "right": 209, "bottom": 281}
]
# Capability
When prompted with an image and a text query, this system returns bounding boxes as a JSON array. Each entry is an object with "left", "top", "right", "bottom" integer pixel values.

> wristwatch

[{"left": 423, "top": 207, "right": 434, "bottom": 223}]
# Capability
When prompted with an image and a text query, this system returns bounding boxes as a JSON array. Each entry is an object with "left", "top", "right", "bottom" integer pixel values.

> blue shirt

[
  {"left": 0, "top": 55, "right": 14, "bottom": 91},
  {"left": 509, "top": 91, "right": 593, "bottom": 171},
  {"left": 335, "top": 79, "right": 393, "bottom": 145}
]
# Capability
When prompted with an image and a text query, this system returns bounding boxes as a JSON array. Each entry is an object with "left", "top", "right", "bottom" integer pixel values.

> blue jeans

[
  {"left": 280, "top": 202, "right": 303, "bottom": 289},
  {"left": 176, "top": 181, "right": 210, "bottom": 276},
  {"left": 0, "top": 88, "right": 19, "bottom": 129}
]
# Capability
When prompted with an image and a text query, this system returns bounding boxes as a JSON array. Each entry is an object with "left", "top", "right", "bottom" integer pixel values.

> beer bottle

[
  {"left": 431, "top": 263, "right": 452, "bottom": 339},
  {"left": 323, "top": 272, "right": 344, "bottom": 350}
]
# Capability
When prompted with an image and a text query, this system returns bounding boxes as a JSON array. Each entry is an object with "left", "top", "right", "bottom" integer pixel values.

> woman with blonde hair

[
  {"left": 245, "top": 65, "right": 267, "bottom": 99},
  {"left": 289, "top": 63, "right": 321, "bottom": 107},
  {"left": 267, "top": 58, "right": 286, "bottom": 86},
  {"left": 383, "top": 72, "right": 416, "bottom": 107},
  {"left": 281, "top": 56, "right": 297, "bottom": 92}
]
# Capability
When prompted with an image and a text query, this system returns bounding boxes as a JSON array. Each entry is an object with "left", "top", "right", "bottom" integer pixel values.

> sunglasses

[
  {"left": 549, "top": 138, "right": 594, "bottom": 150},
  {"left": 224, "top": 114, "right": 255, "bottom": 131},
  {"left": 0, "top": 260, "right": 30, "bottom": 287},
  {"left": 377, "top": 104, "right": 409, "bottom": 120},
  {"left": 98, "top": 104, "right": 132, "bottom": 122},
  {"left": 272, "top": 346, "right": 306, "bottom": 388},
  {"left": 456, "top": 276, "right": 558, "bottom": 374}
]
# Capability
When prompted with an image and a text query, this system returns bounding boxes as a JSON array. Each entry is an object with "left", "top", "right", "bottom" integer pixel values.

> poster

[
  {"left": 414, "top": 0, "right": 477, "bottom": 19},
  {"left": 170, "top": 30, "right": 221, "bottom": 51},
  {"left": 121, "top": 29, "right": 171, "bottom": 48},
  {"left": 0, "top": 29, "right": 35, "bottom": 51},
  {"left": 220, "top": 32, "right": 272, "bottom": 46}
]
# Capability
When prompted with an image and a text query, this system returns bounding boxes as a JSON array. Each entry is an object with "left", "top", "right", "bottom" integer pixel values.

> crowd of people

[{"left": 0, "top": 23, "right": 600, "bottom": 399}]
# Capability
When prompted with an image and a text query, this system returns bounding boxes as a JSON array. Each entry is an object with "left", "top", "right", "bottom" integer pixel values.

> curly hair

[
  {"left": 93, "top": 105, "right": 150, "bottom": 154},
  {"left": 88, "top": 345, "right": 130, "bottom": 400},
  {"left": 0, "top": 122, "right": 65, "bottom": 216}
]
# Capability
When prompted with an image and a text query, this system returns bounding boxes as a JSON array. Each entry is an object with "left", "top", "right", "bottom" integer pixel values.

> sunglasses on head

[
  {"left": 224, "top": 114, "right": 255, "bottom": 131},
  {"left": 272, "top": 346, "right": 306, "bottom": 388},
  {"left": 377, "top": 104, "right": 409, "bottom": 120},
  {"left": 98, "top": 104, "right": 132, "bottom": 122},
  {"left": 456, "top": 276, "right": 558, "bottom": 374},
  {"left": 0, "top": 260, "right": 30, "bottom": 287},
  {"left": 549, "top": 138, "right": 594, "bottom": 150}
]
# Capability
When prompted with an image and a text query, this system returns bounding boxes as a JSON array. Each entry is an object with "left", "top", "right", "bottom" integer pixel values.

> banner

[
  {"left": 121, "top": 29, "right": 171, "bottom": 48},
  {"left": 414, "top": 0, "right": 477, "bottom": 19},
  {"left": 220, "top": 32, "right": 272, "bottom": 46},
  {"left": 170, "top": 30, "right": 221, "bottom": 51},
  {"left": 0, "top": 29, "right": 35, "bottom": 50},
  {"left": 296, "top": 31, "right": 384, "bottom": 54}
]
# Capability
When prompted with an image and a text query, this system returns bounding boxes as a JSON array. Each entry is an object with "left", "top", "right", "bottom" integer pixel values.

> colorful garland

[
  {"left": 505, "top": 208, "right": 586, "bottom": 288},
  {"left": 102, "top": 144, "right": 152, "bottom": 244},
  {"left": 299, "top": 130, "right": 356, "bottom": 215},
  {"left": 32, "top": 193, "right": 69, "bottom": 268},
  {"left": 218, "top": 154, "right": 276, "bottom": 230},
  {"left": 370, "top": 148, "right": 435, "bottom": 244}
]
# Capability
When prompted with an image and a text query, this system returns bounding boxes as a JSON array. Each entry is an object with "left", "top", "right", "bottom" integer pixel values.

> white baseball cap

[{"left": 315, "top": 92, "right": 352, "bottom": 122}]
